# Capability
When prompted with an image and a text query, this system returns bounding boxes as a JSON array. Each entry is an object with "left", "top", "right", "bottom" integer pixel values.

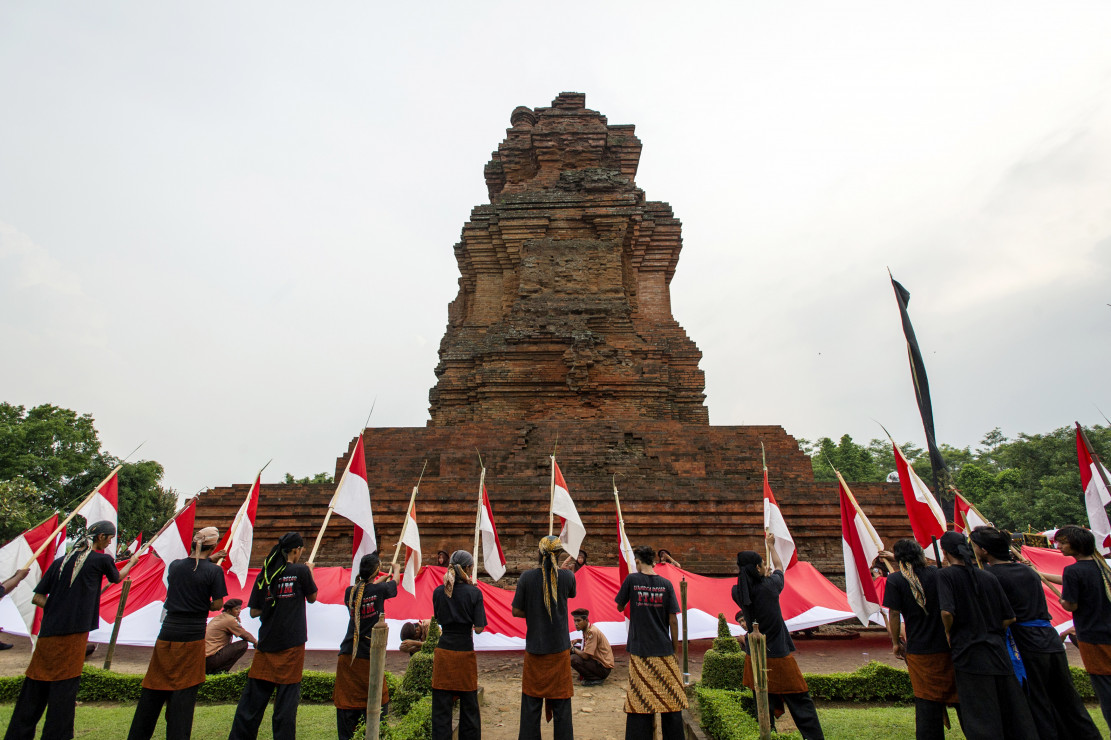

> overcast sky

[{"left": 2, "top": 2, "right": 1110, "bottom": 495}]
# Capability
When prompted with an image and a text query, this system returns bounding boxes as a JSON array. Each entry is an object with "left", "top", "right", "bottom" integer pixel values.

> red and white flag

[
  {"left": 763, "top": 468, "right": 798, "bottom": 569},
  {"left": 1076, "top": 424, "right": 1111, "bottom": 555},
  {"left": 838, "top": 473, "right": 883, "bottom": 626},
  {"left": 400, "top": 504, "right": 422, "bottom": 596},
  {"left": 330, "top": 436, "right": 376, "bottom": 585},
  {"left": 551, "top": 457, "right": 585, "bottom": 558},
  {"left": 214, "top": 474, "right": 261, "bottom": 588},
  {"left": 891, "top": 442, "right": 946, "bottom": 554},
  {"left": 120, "top": 532, "right": 143, "bottom": 561},
  {"left": 150, "top": 498, "right": 197, "bottom": 585},
  {"left": 478, "top": 480, "right": 507, "bottom": 582},
  {"left": 79, "top": 470, "right": 119, "bottom": 554},
  {"left": 0, "top": 515, "right": 61, "bottom": 642},
  {"left": 616, "top": 499, "right": 636, "bottom": 619},
  {"left": 953, "top": 492, "right": 990, "bottom": 534}
]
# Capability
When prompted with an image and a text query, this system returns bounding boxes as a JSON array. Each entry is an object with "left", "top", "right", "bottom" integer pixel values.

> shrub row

[{"left": 696, "top": 687, "right": 800, "bottom": 740}]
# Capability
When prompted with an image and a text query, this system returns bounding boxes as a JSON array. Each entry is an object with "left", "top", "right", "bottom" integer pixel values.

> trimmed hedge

[
  {"left": 702, "top": 613, "right": 746, "bottom": 690},
  {"left": 697, "top": 687, "right": 800, "bottom": 740},
  {"left": 0, "top": 665, "right": 402, "bottom": 704},
  {"left": 392, "top": 618, "right": 440, "bottom": 715}
]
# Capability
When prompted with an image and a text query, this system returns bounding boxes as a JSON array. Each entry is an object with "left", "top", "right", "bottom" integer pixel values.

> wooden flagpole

[
  {"left": 213, "top": 459, "right": 271, "bottom": 566},
  {"left": 833, "top": 466, "right": 889, "bottom": 628},
  {"left": 24, "top": 464, "right": 122, "bottom": 570},
  {"left": 613, "top": 476, "right": 632, "bottom": 553},
  {"left": 308, "top": 437, "right": 362, "bottom": 564},
  {"left": 472, "top": 452, "right": 485, "bottom": 581},
  {"left": 761, "top": 443, "right": 772, "bottom": 566},
  {"left": 391, "top": 461, "right": 427, "bottom": 569},
  {"left": 548, "top": 455, "right": 557, "bottom": 537}
]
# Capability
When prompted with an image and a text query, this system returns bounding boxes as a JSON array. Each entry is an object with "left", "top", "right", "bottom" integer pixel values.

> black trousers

[
  {"left": 767, "top": 692, "right": 825, "bottom": 740},
  {"left": 625, "top": 712, "right": 683, "bottom": 740},
  {"left": 126, "top": 685, "right": 201, "bottom": 740},
  {"left": 912, "top": 698, "right": 966, "bottom": 740},
  {"left": 1021, "top": 650, "right": 1101, "bottom": 740},
  {"left": 954, "top": 670, "right": 1038, "bottom": 740},
  {"left": 3, "top": 676, "right": 81, "bottom": 740},
  {"left": 227, "top": 677, "right": 301, "bottom": 740},
  {"left": 570, "top": 653, "right": 612, "bottom": 682},
  {"left": 518, "top": 694, "right": 572, "bottom": 740},
  {"left": 432, "top": 688, "right": 480, "bottom": 740},
  {"left": 1090, "top": 673, "right": 1111, "bottom": 733},
  {"left": 206, "top": 640, "right": 250, "bottom": 674},
  {"left": 337, "top": 703, "right": 389, "bottom": 740}
]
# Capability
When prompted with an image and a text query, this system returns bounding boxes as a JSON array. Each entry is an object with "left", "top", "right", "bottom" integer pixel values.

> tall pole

[
  {"left": 548, "top": 455, "right": 556, "bottom": 536},
  {"left": 102, "top": 577, "right": 131, "bottom": 670},
  {"left": 680, "top": 578, "right": 689, "bottom": 685},
  {"left": 471, "top": 464, "right": 486, "bottom": 581},
  {"left": 365, "top": 620, "right": 389, "bottom": 740}
]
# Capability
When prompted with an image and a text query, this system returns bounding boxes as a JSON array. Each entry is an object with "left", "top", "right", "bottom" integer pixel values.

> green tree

[
  {"left": 0, "top": 477, "right": 47, "bottom": 542},
  {"left": 283, "top": 472, "right": 333, "bottom": 485}
]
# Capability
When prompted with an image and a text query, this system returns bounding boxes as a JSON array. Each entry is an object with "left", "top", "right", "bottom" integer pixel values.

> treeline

[{"left": 800, "top": 425, "right": 1111, "bottom": 533}]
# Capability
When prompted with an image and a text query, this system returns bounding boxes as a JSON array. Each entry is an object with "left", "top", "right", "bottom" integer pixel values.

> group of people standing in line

[{"left": 4, "top": 519, "right": 1110, "bottom": 740}]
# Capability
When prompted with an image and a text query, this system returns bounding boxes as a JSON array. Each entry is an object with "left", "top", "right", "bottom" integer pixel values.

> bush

[
  {"left": 803, "top": 661, "right": 912, "bottom": 702},
  {"left": 392, "top": 618, "right": 440, "bottom": 715},
  {"left": 702, "top": 613, "right": 746, "bottom": 690},
  {"left": 355, "top": 694, "right": 434, "bottom": 740},
  {"left": 696, "top": 687, "right": 800, "bottom": 740}
]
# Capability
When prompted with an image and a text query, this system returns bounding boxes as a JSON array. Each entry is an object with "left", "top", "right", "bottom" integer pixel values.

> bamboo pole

[
  {"left": 390, "top": 462, "right": 426, "bottom": 569},
  {"left": 680, "top": 578, "right": 690, "bottom": 685},
  {"left": 750, "top": 623, "right": 772, "bottom": 740},
  {"left": 365, "top": 620, "right": 389, "bottom": 740},
  {"left": 471, "top": 464, "right": 486, "bottom": 581},
  {"left": 24, "top": 465, "right": 122, "bottom": 570},
  {"left": 213, "top": 460, "right": 271, "bottom": 567},
  {"left": 548, "top": 455, "right": 556, "bottom": 536},
  {"left": 308, "top": 438, "right": 362, "bottom": 564},
  {"left": 761, "top": 443, "right": 772, "bottom": 566},
  {"left": 102, "top": 577, "right": 131, "bottom": 670}
]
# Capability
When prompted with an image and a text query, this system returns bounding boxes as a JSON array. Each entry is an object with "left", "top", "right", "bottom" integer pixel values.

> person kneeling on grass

[{"left": 570, "top": 608, "right": 613, "bottom": 686}]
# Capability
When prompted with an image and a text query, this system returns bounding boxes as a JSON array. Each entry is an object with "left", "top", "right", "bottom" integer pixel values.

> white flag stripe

[
  {"left": 844, "top": 512, "right": 882, "bottom": 625},
  {"left": 332, "top": 472, "right": 376, "bottom": 550},
  {"left": 400, "top": 512, "right": 422, "bottom": 596},
  {"left": 227, "top": 495, "right": 255, "bottom": 588},
  {"left": 0, "top": 534, "right": 43, "bottom": 637},
  {"left": 1085, "top": 465, "right": 1111, "bottom": 555},
  {"left": 763, "top": 499, "right": 796, "bottom": 568},
  {"left": 552, "top": 483, "right": 585, "bottom": 559},
  {"left": 900, "top": 452, "right": 947, "bottom": 529},
  {"left": 478, "top": 504, "right": 506, "bottom": 582},
  {"left": 80, "top": 491, "right": 118, "bottom": 554}
]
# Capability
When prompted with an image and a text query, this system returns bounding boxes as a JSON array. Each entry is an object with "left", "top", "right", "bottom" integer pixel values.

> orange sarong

[
  {"left": 432, "top": 648, "right": 478, "bottom": 693},
  {"left": 142, "top": 639, "right": 206, "bottom": 691},
  {"left": 742, "top": 653, "right": 808, "bottom": 695},
  {"left": 248, "top": 645, "right": 306, "bottom": 685},
  {"left": 905, "top": 652, "right": 958, "bottom": 703},
  {"left": 333, "top": 655, "right": 389, "bottom": 709},
  {"left": 25, "top": 633, "right": 88, "bottom": 682},
  {"left": 1078, "top": 642, "right": 1111, "bottom": 676}
]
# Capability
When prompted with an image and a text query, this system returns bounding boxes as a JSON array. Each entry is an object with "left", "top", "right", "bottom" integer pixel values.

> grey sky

[{"left": 2, "top": 2, "right": 1110, "bottom": 495}]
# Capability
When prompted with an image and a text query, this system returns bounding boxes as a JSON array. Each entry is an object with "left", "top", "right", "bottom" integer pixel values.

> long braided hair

[
  {"left": 892, "top": 538, "right": 928, "bottom": 611},
  {"left": 346, "top": 552, "right": 381, "bottom": 664}
]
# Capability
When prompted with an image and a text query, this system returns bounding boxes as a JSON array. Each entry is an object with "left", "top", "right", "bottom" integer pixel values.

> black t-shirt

[
  {"left": 936, "top": 565, "right": 1014, "bottom": 674},
  {"left": 35, "top": 550, "right": 120, "bottom": 637},
  {"left": 160, "top": 558, "right": 229, "bottom": 642},
  {"left": 986, "top": 562, "right": 1062, "bottom": 654},
  {"left": 615, "top": 572, "right": 679, "bottom": 657},
  {"left": 247, "top": 563, "right": 318, "bottom": 653},
  {"left": 731, "top": 571, "right": 794, "bottom": 659},
  {"left": 433, "top": 582, "right": 488, "bottom": 652},
  {"left": 1062, "top": 560, "right": 1111, "bottom": 645},
  {"left": 511, "top": 566, "right": 576, "bottom": 655},
  {"left": 882, "top": 566, "right": 950, "bottom": 655},
  {"left": 339, "top": 580, "right": 398, "bottom": 658}
]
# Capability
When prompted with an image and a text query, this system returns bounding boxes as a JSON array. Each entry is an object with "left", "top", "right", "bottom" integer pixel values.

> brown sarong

[
  {"left": 333, "top": 655, "right": 389, "bottom": 709},
  {"left": 248, "top": 645, "right": 306, "bottom": 685},
  {"left": 1078, "top": 641, "right": 1111, "bottom": 676},
  {"left": 432, "top": 648, "right": 478, "bottom": 693},
  {"left": 905, "top": 652, "right": 958, "bottom": 703},
  {"left": 522, "top": 650, "right": 573, "bottom": 722},
  {"left": 624, "top": 654, "right": 688, "bottom": 714},
  {"left": 26, "top": 633, "right": 88, "bottom": 682},
  {"left": 142, "top": 639, "right": 206, "bottom": 691},
  {"left": 742, "top": 653, "right": 808, "bottom": 695}
]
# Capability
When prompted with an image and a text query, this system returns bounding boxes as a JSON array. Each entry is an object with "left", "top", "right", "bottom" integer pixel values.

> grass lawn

[{"left": 810, "top": 704, "right": 1109, "bottom": 739}]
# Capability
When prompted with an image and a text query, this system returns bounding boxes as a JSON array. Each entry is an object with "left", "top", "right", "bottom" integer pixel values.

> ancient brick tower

[{"left": 197, "top": 94, "right": 904, "bottom": 577}]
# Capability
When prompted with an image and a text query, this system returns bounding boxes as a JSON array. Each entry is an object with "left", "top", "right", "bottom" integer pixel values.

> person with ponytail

[
  {"left": 731, "top": 533, "right": 824, "bottom": 740},
  {"left": 333, "top": 552, "right": 399, "bottom": 740},
  {"left": 970, "top": 526, "right": 1100, "bottom": 740},
  {"left": 228, "top": 532, "right": 318, "bottom": 740},
  {"left": 936, "top": 531, "right": 1036, "bottom": 740},
  {"left": 127, "top": 526, "right": 227, "bottom": 740},
  {"left": 881, "top": 538, "right": 960, "bottom": 740},
  {"left": 511, "top": 535, "right": 576, "bottom": 740},
  {"left": 430, "top": 550, "right": 487, "bottom": 740}
]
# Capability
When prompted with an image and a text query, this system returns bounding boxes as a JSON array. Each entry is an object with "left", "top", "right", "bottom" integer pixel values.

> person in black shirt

[
  {"left": 127, "top": 526, "right": 228, "bottom": 740},
  {"left": 511, "top": 535, "right": 576, "bottom": 740},
  {"left": 732, "top": 533, "right": 824, "bottom": 740},
  {"left": 936, "top": 531, "right": 1037, "bottom": 740},
  {"left": 615, "top": 545, "right": 687, "bottom": 740},
  {"left": 881, "top": 539, "right": 960, "bottom": 740},
  {"left": 1040, "top": 525, "right": 1111, "bottom": 729},
  {"left": 969, "top": 526, "right": 1100, "bottom": 740},
  {"left": 431, "top": 550, "right": 487, "bottom": 740},
  {"left": 228, "top": 532, "right": 318, "bottom": 740},
  {"left": 333, "top": 552, "right": 398, "bottom": 740},
  {"left": 5, "top": 520, "right": 139, "bottom": 740}
]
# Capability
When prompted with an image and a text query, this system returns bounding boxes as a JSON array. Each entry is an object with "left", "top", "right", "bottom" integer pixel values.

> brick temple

[{"left": 196, "top": 93, "right": 906, "bottom": 578}]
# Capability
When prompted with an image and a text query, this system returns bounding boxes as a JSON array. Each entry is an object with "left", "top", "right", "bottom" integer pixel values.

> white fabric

[
  {"left": 898, "top": 447, "right": 947, "bottom": 531},
  {"left": 225, "top": 481, "right": 258, "bottom": 588},
  {"left": 553, "top": 488, "right": 585, "bottom": 560},
  {"left": 331, "top": 467, "right": 376, "bottom": 584},
  {"left": 0, "top": 533, "right": 43, "bottom": 638},
  {"left": 1085, "top": 462, "right": 1111, "bottom": 555},
  {"left": 842, "top": 509, "right": 882, "bottom": 626},
  {"left": 478, "top": 496, "right": 506, "bottom": 582},
  {"left": 617, "top": 518, "right": 635, "bottom": 577},
  {"left": 400, "top": 508, "right": 421, "bottom": 596},
  {"left": 763, "top": 498, "right": 796, "bottom": 568},
  {"left": 80, "top": 490, "right": 118, "bottom": 555}
]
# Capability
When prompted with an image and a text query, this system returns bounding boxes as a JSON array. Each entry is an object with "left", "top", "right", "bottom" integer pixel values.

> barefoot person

[
  {"left": 431, "top": 551, "right": 487, "bottom": 740},
  {"left": 4, "top": 520, "right": 139, "bottom": 740},
  {"left": 570, "top": 608, "right": 613, "bottom": 686},
  {"left": 512, "top": 536, "right": 576, "bottom": 740},
  {"left": 732, "top": 533, "right": 825, "bottom": 740},
  {"left": 882, "top": 539, "right": 960, "bottom": 740},
  {"left": 615, "top": 545, "right": 687, "bottom": 740},
  {"left": 334, "top": 553, "right": 398, "bottom": 740},
  {"left": 127, "top": 527, "right": 227, "bottom": 740},
  {"left": 228, "top": 532, "right": 318, "bottom": 740},
  {"left": 205, "top": 599, "right": 256, "bottom": 674}
]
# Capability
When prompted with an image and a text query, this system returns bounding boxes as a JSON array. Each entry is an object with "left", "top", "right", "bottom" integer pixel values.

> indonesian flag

[
  {"left": 150, "top": 499, "right": 197, "bottom": 586},
  {"left": 763, "top": 469, "right": 798, "bottom": 569},
  {"left": 120, "top": 532, "right": 143, "bottom": 561},
  {"left": 400, "top": 503, "right": 422, "bottom": 596},
  {"left": 214, "top": 474, "right": 260, "bottom": 588},
  {"left": 478, "top": 481, "right": 507, "bottom": 582},
  {"left": 79, "top": 471, "right": 119, "bottom": 554},
  {"left": 330, "top": 436, "right": 377, "bottom": 585},
  {"left": 1077, "top": 425, "right": 1111, "bottom": 555},
  {"left": 0, "top": 515, "right": 61, "bottom": 641},
  {"left": 551, "top": 458, "right": 585, "bottom": 559},
  {"left": 891, "top": 442, "right": 946, "bottom": 553},
  {"left": 838, "top": 474, "right": 883, "bottom": 626},
  {"left": 953, "top": 492, "right": 990, "bottom": 534},
  {"left": 616, "top": 511, "right": 635, "bottom": 584}
]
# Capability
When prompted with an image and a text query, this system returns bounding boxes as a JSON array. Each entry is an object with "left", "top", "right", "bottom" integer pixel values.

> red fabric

[
  {"left": 100, "top": 473, "right": 119, "bottom": 508},
  {"left": 174, "top": 500, "right": 196, "bottom": 554},
  {"left": 892, "top": 445, "right": 945, "bottom": 547},
  {"left": 23, "top": 515, "right": 60, "bottom": 635},
  {"left": 764, "top": 470, "right": 798, "bottom": 568},
  {"left": 954, "top": 495, "right": 971, "bottom": 533},
  {"left": 840, "top": 484, "right": 880, "bottom": 605}
]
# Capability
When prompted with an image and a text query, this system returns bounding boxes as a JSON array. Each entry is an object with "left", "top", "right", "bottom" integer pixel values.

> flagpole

[
  {"left": 308, "top": 435, "right": 362, "bottom": 565},
  {"left": 391, "top": 461, "right": 426, "bottom": 569},
  {"left": 471, "top": 460, "right": 486, "bottom": 581},
  {"left": 23, "top": 464, "right": 122, "bottom": 570},
  {"left": 613, "top": 477, "right": 630, "bottom": 547},
  {"left": 833, "top": 468, "right": 884, "bottom": 552},
  {"left": 214, "top": 459, "right": 271, "bottom": 566},
  {"left": 548, "top": 455, "right": 556, "bottom": 537},
  {"left": 139, "top": 496, "right": 197, "bottom": 556},
  {"left": 761, "top": 443, "right": 772, "bottom": 566}
]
